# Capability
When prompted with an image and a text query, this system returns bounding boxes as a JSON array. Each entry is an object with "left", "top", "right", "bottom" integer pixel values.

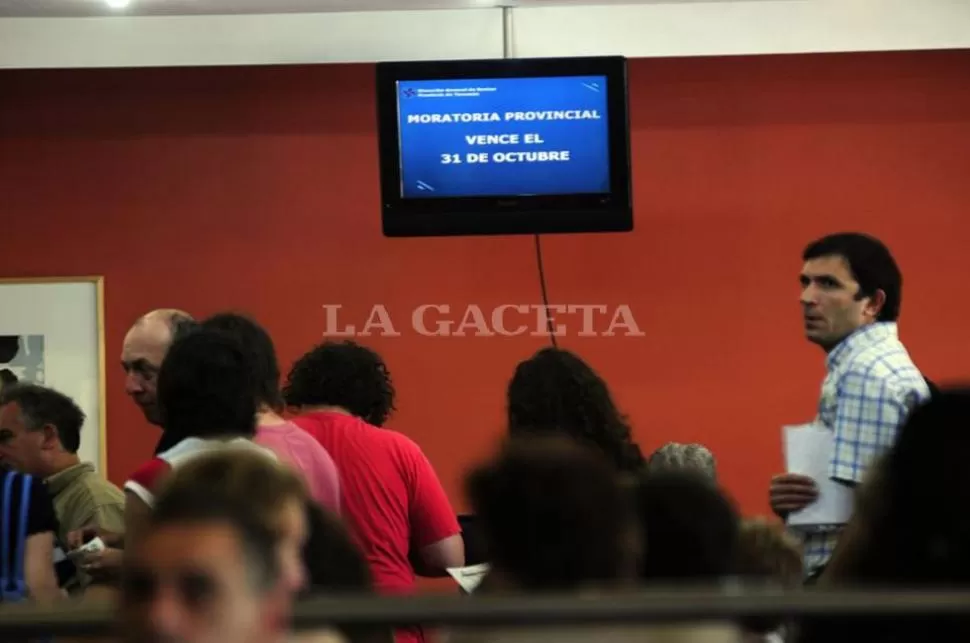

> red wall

[{"left": 3, "top": 51, "right": 970, "bottom": 518}]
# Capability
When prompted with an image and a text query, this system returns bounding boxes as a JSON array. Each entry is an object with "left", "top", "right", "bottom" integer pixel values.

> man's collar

[
  {"left": 826, "top": 321, "right": 898, "bottom": 371},
  {"left": 45, "top": 462, "right": 95, "bottom": 497}
]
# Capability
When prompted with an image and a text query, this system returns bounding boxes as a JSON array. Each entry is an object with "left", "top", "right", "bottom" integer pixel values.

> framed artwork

[{"left": 0, "top": 277, "right": 106, "bottom": 473}]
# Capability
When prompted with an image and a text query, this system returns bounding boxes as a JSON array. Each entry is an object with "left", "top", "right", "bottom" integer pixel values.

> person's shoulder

[
  {"left": 258, "top": 422, "right": 335, "bottom": 461},
  {"left": 0, "top": 469, "right": 44, "bottom": 497},
  {"left": 0, "top": 470, "right": 52, "bottom": 512},
  {"left": 76, "top": 470, "right": 126, "bottom": 505},
  {"left": 124, "top": 457, "right": 171, "bottom": 504},
  {"left": 842, "top": 342, "right": 928, "bottom": 398},
  {"left": 375, "top": 426, "right": 428, "bottom": 462}
]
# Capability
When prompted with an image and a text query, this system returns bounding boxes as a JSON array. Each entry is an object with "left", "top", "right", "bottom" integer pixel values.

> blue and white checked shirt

[{"left": 801, "top": 322, "right": 930, "bottom": 575}]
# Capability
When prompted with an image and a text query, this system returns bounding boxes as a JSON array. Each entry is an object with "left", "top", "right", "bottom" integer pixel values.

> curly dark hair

[
  {"left": 282, "top": 340, "right": 396, "bottom": 427},
  {"left": 506, "top": 347, "right": 645, "bottom": 473}
]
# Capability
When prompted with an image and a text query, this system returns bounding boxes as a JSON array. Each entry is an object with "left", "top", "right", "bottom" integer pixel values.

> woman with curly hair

[
  {"left": 506, "top": 347, "right": 645, "bottom": 474},
  {"left": 285, "top": 340, "right": 464, "bottom": 643}
]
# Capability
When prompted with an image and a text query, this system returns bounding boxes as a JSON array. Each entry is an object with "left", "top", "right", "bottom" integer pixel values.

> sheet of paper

[
  {"left": 447, "top": 563, "right": 490, "bottom": 593},
  {"left": 782, "top": 423, "right": 853, "bottom": 528}
]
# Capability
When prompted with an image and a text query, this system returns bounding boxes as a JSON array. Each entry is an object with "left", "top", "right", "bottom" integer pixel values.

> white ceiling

[{"left": 0, "top": 0, "right": 699, "bottom": 17}]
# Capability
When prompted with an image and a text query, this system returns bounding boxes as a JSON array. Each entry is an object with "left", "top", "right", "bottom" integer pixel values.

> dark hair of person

[
  {"left": 143, "top": 491, "right": 280, "bottom": 595},
  {"left": 0, "top": 383, "right": 85, "bottom": 453},
  {"left": 635, "top": 470, "right": 740, "bottom": 583},
  {"left": 302, "top": 501, "right": 393, "bottom": 643},
  {"left": 156, "top": 328, "right": 257, "bottom": 441},
  {"left": 846, "top": 387, "right": 970, "bottom": 583},
  {"left": 282, "top": 341, "right": 396, "bottom": 427},
  {"left": 0, "top": 337, "right": 20, "bottom": 363},
  {"left": 802, "top": 232, "right": 902, "bottom": 322},
  {"left": 0, "top": 369, "right": 19, "bottom": 387},
  {"left": 201, "top": 312, "right": 284, "bottom": 411},
  {"left": 169, "top": 312, "right": 198, "bottom": 341},
  {"left": 734, "top": 518, "right": 803, "bottom": 636},
  {"left": 506, "top": 347, "right": 644, "bottom": 473},
  {"left": 466, "top": 435, "right": 633, "bottom": 591},
  {"left": 798, "top": 387, "right": 970, "bottom": 643}
]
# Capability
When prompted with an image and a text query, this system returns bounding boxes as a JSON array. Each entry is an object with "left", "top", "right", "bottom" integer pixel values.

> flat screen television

[{"left": 375, "top": 56, "right": 633, "bottom": 237}]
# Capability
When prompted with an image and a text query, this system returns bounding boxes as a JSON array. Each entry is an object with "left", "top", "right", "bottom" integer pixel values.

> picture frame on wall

[{"left": 0, "top": 276, "right": 106, "bottom": 474}]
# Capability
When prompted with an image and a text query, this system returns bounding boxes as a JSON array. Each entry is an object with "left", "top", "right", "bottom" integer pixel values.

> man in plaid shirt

[{"left": 769, "top": 233, "right": 930, "bottom": 578}]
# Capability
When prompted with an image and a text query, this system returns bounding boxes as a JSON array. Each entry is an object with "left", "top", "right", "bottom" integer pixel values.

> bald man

[{"left": 121, "top": 309, "right": 195, "bottom": 453}]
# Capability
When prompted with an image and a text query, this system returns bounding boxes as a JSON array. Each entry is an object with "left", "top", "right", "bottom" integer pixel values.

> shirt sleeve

[
  {"left": 404, "top": 443, "right": 461, "bottom": 549},
  {"left": 828, "top": 368, "right": 910, "bottom": 485},
  {"left": 124, "top": 458, "right": 171, "bottom": 508}
]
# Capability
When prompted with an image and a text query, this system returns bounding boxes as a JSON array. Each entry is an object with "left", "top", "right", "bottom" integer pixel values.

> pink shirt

[{"left": 255, "top": 421, "right": 341, "bottom": 514}]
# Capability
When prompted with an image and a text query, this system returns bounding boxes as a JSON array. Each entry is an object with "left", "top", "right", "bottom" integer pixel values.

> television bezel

[{"left": 375, "top": 56, "right": 633, "bottom": 238}]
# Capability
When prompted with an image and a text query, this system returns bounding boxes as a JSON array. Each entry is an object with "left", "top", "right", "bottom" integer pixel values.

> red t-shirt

[{"left": 292, "top": 411, "right": 461, "bottom": 643}]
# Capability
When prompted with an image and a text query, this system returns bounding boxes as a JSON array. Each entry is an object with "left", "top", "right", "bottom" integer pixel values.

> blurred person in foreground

[
  {"left": 467, "top": 435, "right": 638, "bottom": 594},
  {"left": 285, "top": 340, "right": 462, "bottom": 643},
  {"left": 120, "top": 486, "right": 304, "bottom": 643},
  {"left": 797, "top": 387, "right": 970, "bottom": 643},
  {"left": 635, "top": 469, "right": 740, "bottom": 584},
  {"left": 146, "top": 447, "right": 358, "bottom": 643},
  {"left": 451, "top": 436, "right": 740, "bottom": 643},
  {"left": 506, "top": 347, "right": 645, "bottom": 475},
  {"left": 734, "top": 518, "right": 803, "bottom": 643}
]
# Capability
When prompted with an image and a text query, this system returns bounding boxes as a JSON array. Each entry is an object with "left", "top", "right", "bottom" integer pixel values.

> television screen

[{"left": 376, "top": 56, "right": 632, "bottom": 237}]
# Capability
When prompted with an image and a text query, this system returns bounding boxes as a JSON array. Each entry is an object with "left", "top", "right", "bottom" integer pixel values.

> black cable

[{"left": 534, "top": 233, "right": 558, "bottom": 348}]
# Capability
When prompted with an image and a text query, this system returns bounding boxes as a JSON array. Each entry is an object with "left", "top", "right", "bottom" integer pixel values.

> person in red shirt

[{"left": 284, "top": 341, "right": 464, "bottom": 643}]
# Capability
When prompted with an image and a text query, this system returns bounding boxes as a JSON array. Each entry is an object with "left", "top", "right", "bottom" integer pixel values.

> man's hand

[
  {"left": 77, "top": 547, "right": 124, "bottom": 581},
  {"left": 769, "top": 473, "right": 819, "bottom": 517},
  {"left": 66, "top": 525, "right": 123, "bottom": 551}
]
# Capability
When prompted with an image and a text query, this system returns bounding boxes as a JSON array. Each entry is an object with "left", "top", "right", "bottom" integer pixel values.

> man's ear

[
  {"left": 864, "top": 288, "right": 887, "bottom": 321},
  {"left": 40, "top": 424, "right": 60, "bottom": 449}
]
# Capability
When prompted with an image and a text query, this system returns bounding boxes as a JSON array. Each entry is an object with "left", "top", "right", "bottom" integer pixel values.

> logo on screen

[{"left": 402, "top": 88, "right": 417, "bottom": 98}]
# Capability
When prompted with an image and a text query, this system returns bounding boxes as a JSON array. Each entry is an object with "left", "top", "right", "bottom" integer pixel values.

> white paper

[
  {"left": 446, "top": 563, "right": 490, "bottom": 593},
  {"left": 782, "top": 423, "right": 853, "bottom": 528}
]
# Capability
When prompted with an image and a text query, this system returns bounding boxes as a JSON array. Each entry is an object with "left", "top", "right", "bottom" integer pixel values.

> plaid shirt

[{"left": 801, "top": 322, "right": 929, "bottom": 574}]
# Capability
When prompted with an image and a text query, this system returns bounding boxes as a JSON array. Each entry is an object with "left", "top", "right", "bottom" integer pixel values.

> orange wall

[{"left": 2, "top": 51, "right": 970, "bottom": 518}]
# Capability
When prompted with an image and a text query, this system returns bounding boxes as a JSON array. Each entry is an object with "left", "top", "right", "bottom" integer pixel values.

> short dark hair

[
  {"left": 803, "top": 232, "right": 902, "bottom": 322},
  {"left": 0, "top": 337, "right": 20, "bottom": 363},
  {"left": 0, "top": 369, "right": 17, "bottom": 387},
  {"left": 301, "top": 502, "right": 393, "bottom": 643},
  {"left": 157, "top": 328, "right": 257, "bottom": 441},
  {"left": 145, "top": 490, "right": 280, "bottom": 594},
  {"left": 467, "top": 436, "right": 632, "bottom": 590},
  {"left": 302, "top": 501, "right": 373, "bottom": 593},
  {"left": 169, "top": 313, "right": 198, "bottom": 342},
  {"left": 201, "top": 312, "right": 284, "bottom": 411},
  {"left": 635, "top": 470, "right": 740, "bottom": 583},
  {"left": 283, "top": 341, "right": 396, "bottom": 427},
  {"left": 506, "top": 347, "right": 644, "bottom": 474},
  {"left": 0, "top": 383, "right": 85, "bottom": 453}
]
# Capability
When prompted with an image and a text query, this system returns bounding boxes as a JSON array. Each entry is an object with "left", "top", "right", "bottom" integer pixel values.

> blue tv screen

[
  {"left": 376, "top": 57, "right": 632, "bottom": 237},
  {"left": 397, "top": 76, "right": 611, "bottom": 199}
]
